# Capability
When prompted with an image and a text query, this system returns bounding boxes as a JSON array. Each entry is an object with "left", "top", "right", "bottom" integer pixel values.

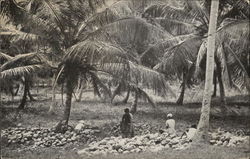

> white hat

[{"left": 167, "top": 113, "right": 173, "bottom": 118}]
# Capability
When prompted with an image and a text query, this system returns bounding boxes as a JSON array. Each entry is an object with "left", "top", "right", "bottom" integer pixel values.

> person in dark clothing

[{"left": 120, "top": 108, "right": 134, "bottom": 138}]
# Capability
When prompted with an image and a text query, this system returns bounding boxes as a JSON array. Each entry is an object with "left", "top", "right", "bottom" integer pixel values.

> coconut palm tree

[
  {"left": 143, "top": 0, "right": 250, "bottom": 105},
  {"left": 1, "top": 0, "right": 108, "bottom": 112},
  {"left": 193, "top": 0, "right": 220, "bottom": 143},
  {"left": 3, "top": 0, "right": 177, "bottom": 132},
  {"left": 0, "top": 51, "right": 52, "bottom": 109},
  {"left": 0, "top": 13, "right": 55, "bottom": 108}
]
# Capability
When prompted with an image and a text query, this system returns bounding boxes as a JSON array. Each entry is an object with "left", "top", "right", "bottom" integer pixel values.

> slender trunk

[
  {"left": 0, "top": 89, "right": 2, "bottom": 108},
  {"left": 111, "top": 82, "right": 122, "bottom": 103},
  {"left": 212, "top": 72, "right": 217, "bottom": 97},
  {"left": 49, "top": 88, "right": 56, "bottom": 114},
  {"left": 194, "top": 0, "right": 219, "bottom": 143},
  {"left": 61, "top": 83, "right": 64, "bottom": 105},
  {"left": 176, "top": 73, "right": 186, "bottom": 105},
  {"left": 63, "top": 77, "right": 74, "bottom": 125},
  {"left": 18, "top": 80, "right": 29, "bottom": 109},
  {"left": 14, "top": 84, "right": 20, "bottom": 96},
  {"left": 28, "top": 89, "right": 35, "bottom": 101},
  {"left": 215, "top": 58, "right": 226, "bottom": 105},
  {"left": 130, "top": 89, "right": 138, "bottom": 114},
  {"left": 76, "top": 86, "right": 84, "bottom": 102},
  {"left": 122, "top": 87, "right": 130, "bottom": 104}
]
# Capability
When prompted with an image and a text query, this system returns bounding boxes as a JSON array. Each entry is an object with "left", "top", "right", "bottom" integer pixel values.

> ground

[{"left": 1, "top": 87, "right": 250, "bottom": 159}]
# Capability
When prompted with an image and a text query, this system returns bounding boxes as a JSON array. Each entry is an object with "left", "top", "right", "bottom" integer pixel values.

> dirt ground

[{"left": 1, "top": 88, "right": 250, "bottom": 159}]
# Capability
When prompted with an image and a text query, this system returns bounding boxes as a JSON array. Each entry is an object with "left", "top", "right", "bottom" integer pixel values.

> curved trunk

[
  {"left": 18, "top": 80, "right": 29, "bottom": 109},
  {"left": 111, "top": 82, "right": 122, "bottom": 103},
  {"left": 76, "top": 86, "right": 84, "bottom": 102},
  {"left": 14, "top": 84, "right": 20, "bottom": 96},
  {"left": 121, "top": 87, "right": 130, "bottom": 104},
  {"left": 194, "top": 0, "right": 219, "bottom": 144},
  {"left": 28, "top": 88, "right": 35, "bottom": 101},
  {"left": 176, "top": 73, "right": 187, "bottom": 105},
  {"left": 76, "top": 82, "right": 85, "bottom": 102},
  {"left": 130, "top": 89, "right": 138, "bottom": 114}
]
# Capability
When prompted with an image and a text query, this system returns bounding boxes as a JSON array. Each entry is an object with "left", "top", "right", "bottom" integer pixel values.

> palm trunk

[
  {"left": 122, "top": 87, "right": 130, "bottom": 104},
  {"left": 63, "top": 77, "right": 74, "bottom": 125},
  {"left": 176, "top": 73, "right": 186, "bottom": 105},
  {"left": 14, "top": 84, "right": 20, "bottom": 96},
  {"left": 111, "top": 83, "right": 122, "bottom": 103},
  {"left": 49, "top": 74, "right": 57, "bottom": 114},
  {"left": 49, "top": 89, "right": 56, "bottom": 114},
  {"left": 28, "top": 89, "right": 35, "bottom": 101},
  {"left": 77, "top": 86, "right": 84, "bottom": 102},
  {"left": 194, "top": 0, "right": 219, "bottom": 143},
  {"left": 215, "top": 58, "right": 226, "bottom": 105},
  {"left": 18, "top": 80, "right": 29, "bottom": 109},
  {"left": 212, "top": 72, "right": 217, "bottom": 97},
  {"left": 61, "top": 83, "right": 64, "bottom": 105},
  {"left": 130, "top": 89, "right": 138, "bottom": 114}
]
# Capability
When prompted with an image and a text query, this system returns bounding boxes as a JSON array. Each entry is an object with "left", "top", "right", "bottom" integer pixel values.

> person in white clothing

[
  {"left": 186, "top": 124, "right": 197, "bottom": 140},
  {"left": 165, "top": 113, "right": 176, "bottom": 134},
  {"left": 181, "top": 124, "right": 197, "bottom": 141}
]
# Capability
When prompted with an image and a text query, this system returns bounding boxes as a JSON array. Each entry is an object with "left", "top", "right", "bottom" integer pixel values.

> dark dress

[{"left": 120, "top": 113, "right": 134, "bottom": 138}]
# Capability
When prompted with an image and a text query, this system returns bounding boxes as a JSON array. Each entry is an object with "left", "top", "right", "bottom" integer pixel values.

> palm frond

[
  {"left": 136, "top": 87, "right": 156, "bottom": 108},
  {"left": 0, "top": 52, "right": 37, "bottom": 71},
  {"left": 81, "top": 0, "right": 133, "bottom": 31},
  {"left": 129, "top": 61, "right": 175, "bottom": 97},
  {"left": 89, "top": 71, "right": 111, "bottom": 98},
  {"left": 66, "top": 0, "right": 92, "bottom": 19},
  {"left": 0, "top": 64, "right": 44, "bottom": 79},
  {"left": 152, "top": 18, "right": 199, "bottom": 35},
  {"left": 28, "top": 0, "right": 69, "bottom": 26},
  {"left": 141, "top": 34, "right": 197, "bottom": 68},
  {"left": 88, "top": 0, "right": 106, "bottom": 11},
  {"left": 194, "top": 41, "right": 207, "bottom": 77},
  {"left": 218, "top": 19, "right": 249, "bottom": 55},
  {"left": 81, "top": 17, "right": 172, "bottom": 56},
  {"left": 3, "top": 2, "right": 63, "bottom": 42},
  {"left": 226, "top": 0, "right": 250, "bottom": 17},
  {"left": 143, "top": 4, "right": 201, "bottom": 25},
  {"left": 0, "top": 28, "right": 41, "bottom": 45},
  {"left": 100, "top": 61, "right": 175, "bottom": 97},
  {"left": 183, "top": 0, "right": 209, "bottom": 24},
  {"left": 154, "top": 35, "right": 203, "bottom": 77},
  {"left": 64, "top": 40, "right": 127, "bottom": 66},
  {"left": 0, "top": 52, "right": 13, "bottom": 62},
  {"left": 224, "top": 43, "right": 249, "bottom": 89}
]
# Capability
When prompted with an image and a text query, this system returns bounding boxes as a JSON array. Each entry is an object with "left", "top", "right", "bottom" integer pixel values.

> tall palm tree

[
  {"left": 3, "top": 0, "right": 176, "bottom": 132},
  {"left": 193, "top": 0, "right": 220, "bottom": 143},
  {"left": 143, "top": 0, "right": 250, "bottom": 105}
]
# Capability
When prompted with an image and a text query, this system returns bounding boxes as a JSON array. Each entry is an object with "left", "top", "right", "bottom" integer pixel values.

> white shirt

[
  {"left": 165, "top": 119, "right": 176, "bottom": 134},
  {"left": 187, "top": 128, "right": 196, "bottom": 139},
  {"left": 166, "top": 119, "right": 175, "bottom": 129}
]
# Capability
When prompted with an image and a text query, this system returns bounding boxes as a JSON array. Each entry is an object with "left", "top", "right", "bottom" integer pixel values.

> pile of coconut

[
  {"left": 78, "top": 128, "right": 249, "bottom": 156},
  {"left": 111, "top": 123, "right": 157, "bottom": 137},
  {"left": 209, "top": 129, "right": 249, "bottom": 147},
  {"left": 78, "top": 132, "right": 191, "bottom": 156},
  {"left": 1, "top": 121, "right": 101, "bottom": 148}
]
